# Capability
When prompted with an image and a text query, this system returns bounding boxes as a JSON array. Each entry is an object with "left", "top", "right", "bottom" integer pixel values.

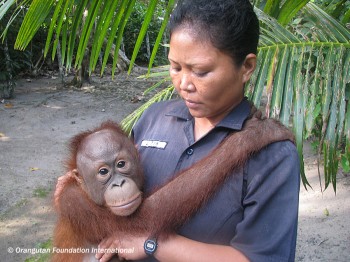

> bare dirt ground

[{"left": 0, "top": 74, "right": 349, "bottom": 262}]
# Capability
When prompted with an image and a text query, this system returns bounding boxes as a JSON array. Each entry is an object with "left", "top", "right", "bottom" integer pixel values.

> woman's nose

[{"left": 179, "top": 73, "right": 192, "bottom": 91}]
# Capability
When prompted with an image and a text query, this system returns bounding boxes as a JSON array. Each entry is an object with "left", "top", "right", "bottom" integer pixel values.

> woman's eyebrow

[
  {"left": 169, "top": 57, "right": 213, "bottom": 68},
  {"left": 168, "top": 58, "right": 178, "bottom": 63}
]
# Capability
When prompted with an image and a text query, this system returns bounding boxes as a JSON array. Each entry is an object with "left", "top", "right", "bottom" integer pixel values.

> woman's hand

[{"left": 96, "top": 233, "right": 148, "bottom": 262}]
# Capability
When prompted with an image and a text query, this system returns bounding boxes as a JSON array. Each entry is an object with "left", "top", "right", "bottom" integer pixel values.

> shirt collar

[{"left": 165, "top": 97, "right": 251, "bottom": 131}]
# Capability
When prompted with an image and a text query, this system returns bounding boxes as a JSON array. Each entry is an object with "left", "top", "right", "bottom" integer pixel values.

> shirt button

[{"left": 186, "top": 148, "right": 194, "bottom": 155}]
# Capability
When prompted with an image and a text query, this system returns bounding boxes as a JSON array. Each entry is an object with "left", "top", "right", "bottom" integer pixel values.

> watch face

[{"left": 144, "top": 239, "right": 157, "bottom": 255}]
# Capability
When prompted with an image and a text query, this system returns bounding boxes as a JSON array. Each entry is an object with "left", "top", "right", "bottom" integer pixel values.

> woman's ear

[{"left": 241, "top": 53, "right": 257, "bottom": 84}]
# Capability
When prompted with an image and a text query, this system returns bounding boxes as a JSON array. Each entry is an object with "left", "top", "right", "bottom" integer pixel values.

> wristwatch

[{"left": 144, "top": 238, "right": 158, "bottom": 256}]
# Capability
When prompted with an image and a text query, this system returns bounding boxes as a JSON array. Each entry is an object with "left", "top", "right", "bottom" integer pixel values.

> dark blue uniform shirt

[{"left": 132, "top": 98, "right": 300, "bottom": 262}]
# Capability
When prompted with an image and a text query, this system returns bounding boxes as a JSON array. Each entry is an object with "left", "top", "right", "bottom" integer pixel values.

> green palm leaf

[
  {"left": 127, "top": 0, "right": 159, "bottom": 74},
  {"left": 0, "top": 0, "right": 16, "bottom": 21},
  {"left": 248, "top": 3, "right": 350, "bottom": 191},
  {"left": 14, "top": 0, "right": 54, "bottom": 50},
  {"left": 121, "top": 85, "right": 175, "bottom": 133},
  {"left": 147, "top": 0, "right": 175, "bottom": 74}
]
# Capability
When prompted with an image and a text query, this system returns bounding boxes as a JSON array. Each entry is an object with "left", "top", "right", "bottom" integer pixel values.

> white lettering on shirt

[{"left": 141, "top": 140, "right": 167, "bottom": 149}]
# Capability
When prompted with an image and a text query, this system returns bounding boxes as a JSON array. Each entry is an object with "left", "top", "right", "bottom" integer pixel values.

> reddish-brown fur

[{"left": 52, "top": 107, "right": 295, "bottom": 261}]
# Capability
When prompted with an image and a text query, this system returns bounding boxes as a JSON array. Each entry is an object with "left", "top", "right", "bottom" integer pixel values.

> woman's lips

[{"left": 185, "top": 99, "right": 201, "bottom": 109}]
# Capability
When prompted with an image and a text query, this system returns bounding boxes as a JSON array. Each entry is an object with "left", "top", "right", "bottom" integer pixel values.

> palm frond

[
  {"left": 247, "top": 3, "right": 350, "bottom": 190},
  {"left": 0, "top": 0, "right": 31, "bottom": 41},
  {"left": 127, "top": 0, "right": 159, "bottom": 74},
  {"left": 108, "top": 0, "right": 136, "bottom": 78},
  {"left": 121, "top": 85, "right": 175, "bottom": 135},
  {"left": 277, "top": 0, "right": 310, "bottom": 26},
  {"left": 14, "top": 0, "right": 54, "bottom": 50},
  {"left": 0, "top": 0, "right": 16, "bottom": 21},
  {"left": 3, "top": 0, "right": 349, "bottom": 191},
  {"left": 147, "top": 0, "right": 175, "bottom": 74},
  {"left": 10, "top": 0, "right": 161, "bottom": 75}
]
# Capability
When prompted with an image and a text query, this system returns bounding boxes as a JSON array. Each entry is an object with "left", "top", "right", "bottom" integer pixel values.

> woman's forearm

[{"left": 154, "top": 234, "right": 249, "bottom": 262}]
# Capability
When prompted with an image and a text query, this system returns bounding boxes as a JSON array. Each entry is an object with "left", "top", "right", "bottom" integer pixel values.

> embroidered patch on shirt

[{"left": 141, "top": 140, "right": 167, "bottom": 149}]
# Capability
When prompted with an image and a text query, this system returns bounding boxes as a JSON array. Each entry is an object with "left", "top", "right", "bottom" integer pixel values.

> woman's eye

[
  {"left": 117, "top": 161, "right": 126, "bottom": 168},
  {"left": 194, "top": 71, "right": 208, "bottom": 77},
  {"left": 98, "top": 168, "right": 109, "bottom": 176},
  {"left": 170, "top": 66, "right": 181, "bottom": 73}
]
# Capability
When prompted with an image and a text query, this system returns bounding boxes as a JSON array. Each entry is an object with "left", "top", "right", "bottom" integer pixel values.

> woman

[{"left": 98, "top": 0, "right": 300, "bottom": 261}]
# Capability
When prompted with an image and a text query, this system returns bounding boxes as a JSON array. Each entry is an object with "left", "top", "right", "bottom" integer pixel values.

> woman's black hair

[{"left": 168, "top": 0, "right": 260, "bottom": 66}]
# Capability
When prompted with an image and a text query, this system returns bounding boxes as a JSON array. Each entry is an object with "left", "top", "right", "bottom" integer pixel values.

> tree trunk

[
  {"left": 163, "top": 34, "right": 168, "bottom": 58},
  {"left": 69, "top": 8, "right": 91, "bottom": 88},
  {"left": 146, "top": 32, "right": 151, "bottom": 60},
  {"left": 56, "top": 38, "right": 65, "bottom": 84},
  {"left": 2, "top": 36, "right": 15, "bottom": 99},
  {"left": 70, "top": 51, "right": 91, "bottom": 88}
]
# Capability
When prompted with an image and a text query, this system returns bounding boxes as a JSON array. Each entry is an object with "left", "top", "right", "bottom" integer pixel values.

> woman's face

[{"left": 168, "top": 28, "right": 256, "bottom": 124}]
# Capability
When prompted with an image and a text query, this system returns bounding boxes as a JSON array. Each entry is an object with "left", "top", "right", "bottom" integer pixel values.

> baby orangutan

[{"left": 53, "top": 113, "right": 294, "bottom": 261}]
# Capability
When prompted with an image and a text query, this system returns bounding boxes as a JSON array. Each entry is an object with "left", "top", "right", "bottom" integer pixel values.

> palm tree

[{"left": 0, "top": 0, "right": 349, "bottom": 191}]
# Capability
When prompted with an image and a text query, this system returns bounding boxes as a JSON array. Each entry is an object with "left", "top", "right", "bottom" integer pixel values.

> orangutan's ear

[{"left": 71, "top": 169, "right": 83, "bottom": 184}]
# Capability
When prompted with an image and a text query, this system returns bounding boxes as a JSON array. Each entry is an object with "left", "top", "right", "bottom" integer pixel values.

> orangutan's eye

[
  {"left": 98, "top": 168, "right": 109, "bottom": 176},
  {"left": 117, "top": 161, "right": 126, "bottom": 168}
]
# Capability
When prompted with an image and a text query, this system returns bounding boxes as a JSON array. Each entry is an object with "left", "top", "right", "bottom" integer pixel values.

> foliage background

[{"left": 0, "top": 0, "right": 349, "bottom": 191}]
